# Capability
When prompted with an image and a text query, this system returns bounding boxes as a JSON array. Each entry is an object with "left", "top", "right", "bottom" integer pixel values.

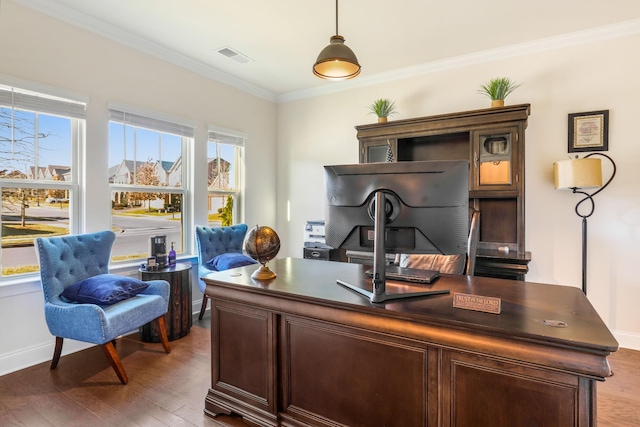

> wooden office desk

[{"left": 202, "top": 258, "right": 617, "bottom": 427}]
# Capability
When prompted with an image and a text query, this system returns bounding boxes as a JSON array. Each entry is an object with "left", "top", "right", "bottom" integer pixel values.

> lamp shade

[
  {"left": 313, "top": 35, "right": 361, "bottom": 80},
  {"left": 553, "top": 158, "right": 603, "bottom": 190}
]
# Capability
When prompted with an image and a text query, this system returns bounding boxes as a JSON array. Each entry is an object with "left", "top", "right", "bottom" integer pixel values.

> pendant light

[{"left": 313, "top": 0, "right": 361, "bottom": 80}]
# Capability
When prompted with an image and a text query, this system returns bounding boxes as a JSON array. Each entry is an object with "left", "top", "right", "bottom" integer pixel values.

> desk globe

[{"left": 244, "top": 225, "right": 281, "bottom": 280}]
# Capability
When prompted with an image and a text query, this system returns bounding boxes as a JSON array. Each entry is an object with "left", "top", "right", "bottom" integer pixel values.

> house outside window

[
  {"left": 108, "top": 103, "right": 194, "bottom": 263},
  {"left": 0, "top": 85, "right": 85, "bottom": 277},
  {"left": 207, "top": 128, "right": 245, "bottom": 227}
]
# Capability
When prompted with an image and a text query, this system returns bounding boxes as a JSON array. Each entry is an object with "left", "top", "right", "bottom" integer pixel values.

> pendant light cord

[{"left": 335, "top": 0, "right": 339, "bottom": 35}]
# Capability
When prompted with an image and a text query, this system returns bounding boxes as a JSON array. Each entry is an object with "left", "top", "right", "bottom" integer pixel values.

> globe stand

[
  {"left": 245, "top": 225, "right": 280, "bottom": 281},
  {"left": 251, "top": 264, "right": 276, "bottom": 280}
]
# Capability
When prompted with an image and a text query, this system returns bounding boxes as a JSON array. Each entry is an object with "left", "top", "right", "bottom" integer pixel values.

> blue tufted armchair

[
  {"left": 35, "top": 231, "right": 171, "bottom": 385},
  {"left": 195, "top": 224, "right": 249, "bottom": 319}
]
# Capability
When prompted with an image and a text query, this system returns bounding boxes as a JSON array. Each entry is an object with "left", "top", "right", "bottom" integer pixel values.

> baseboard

[
  {"left": 0, "top": 339, "right": 94, "bottom": 377},
  {"left": 613, "top": 329, "right": 640, "bottom": 351},
  {"left": 193, "top": 296, "right": 207, "bottom": 317},
  {"left": 1, "top": 302, "right": 207, "bottom": 378}
]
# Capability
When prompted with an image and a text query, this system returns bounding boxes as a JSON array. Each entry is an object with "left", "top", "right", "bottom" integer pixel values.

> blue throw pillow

[
  {"left": 207, "top": 253, "right": 257, "bottom": 271},
  {"left": 61, "top": 274, "right": 149, "bottom": 305}
]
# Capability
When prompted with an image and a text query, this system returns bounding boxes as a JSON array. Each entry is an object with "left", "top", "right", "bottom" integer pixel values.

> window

[
  {"left": 207, "top": 128, "right": 245, "bottom": 227},
  {"left": 108, "top": 103, "right": 194, "bottom": 263},
  {"left": 0, "top": 85, "right": 85, "bottom": 277}
]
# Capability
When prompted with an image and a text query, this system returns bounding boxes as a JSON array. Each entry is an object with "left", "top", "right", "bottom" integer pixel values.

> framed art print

[{"left": 568, "top": 110, "right": 609, "bottom": 153}]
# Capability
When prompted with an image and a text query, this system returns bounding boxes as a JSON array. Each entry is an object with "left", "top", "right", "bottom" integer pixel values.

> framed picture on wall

[{"left": 568, "top": 110, "right": 609, "bottom": 152}]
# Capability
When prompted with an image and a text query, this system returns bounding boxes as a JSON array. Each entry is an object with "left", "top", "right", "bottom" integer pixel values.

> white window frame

[
  {"left": 108, "top": 102, "right": 195, "bottom": 262},
  {"left": 207, "top": 126, "right": 246, "bottom": 226},
  {"left": 0, "top": 83, "right": 86, "bottom": 279}
]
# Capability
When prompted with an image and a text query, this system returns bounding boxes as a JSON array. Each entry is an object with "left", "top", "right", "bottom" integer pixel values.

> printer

[
  {"left": 303, "top": 220, "right": 344, "bottom": 261},
  {"left": 303, "top": 220, "right": 331, "bottom": 249}
]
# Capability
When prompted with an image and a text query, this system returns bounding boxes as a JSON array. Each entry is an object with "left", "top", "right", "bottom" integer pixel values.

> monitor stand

[{"left": 336, "top": 190, "right": 450, "bottom": 304}]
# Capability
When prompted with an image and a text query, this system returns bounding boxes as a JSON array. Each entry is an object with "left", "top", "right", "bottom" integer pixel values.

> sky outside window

[
  {"left": 0, "top": 108, "right": 71, "bottom": 177},
  {"left": 109, "top": 122, "right": 182, "bottom": 172}
]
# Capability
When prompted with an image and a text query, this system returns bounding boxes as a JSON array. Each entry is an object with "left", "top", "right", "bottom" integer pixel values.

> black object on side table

[{"left": 139, "top": 262, "right": 192, "bottom": 341}]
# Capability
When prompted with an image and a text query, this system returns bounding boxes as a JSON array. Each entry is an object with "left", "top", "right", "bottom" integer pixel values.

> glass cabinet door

[
  {"left": 472, "top": 127, "right": 519, "bottom": 191},
  {"left": 360, "top": 139, "right": 396, "bottom": 163}
]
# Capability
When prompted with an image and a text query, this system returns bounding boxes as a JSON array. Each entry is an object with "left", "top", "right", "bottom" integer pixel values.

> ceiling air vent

[{"left": 216, "top": 47, "right": 252, "bottom": 64}]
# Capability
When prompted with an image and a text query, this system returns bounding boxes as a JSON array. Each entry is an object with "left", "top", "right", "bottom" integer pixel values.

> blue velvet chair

[
  {"left": 195, "top": 224, "right": 249, "bottom": 319},
  {"left": 35, "top": 231, "right": 171, "bottom": 385}
]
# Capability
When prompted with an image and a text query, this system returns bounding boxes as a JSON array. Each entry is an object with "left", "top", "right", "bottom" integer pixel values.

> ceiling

[{"left": 13, "top": 0, "right": 640, "bottom": 101}]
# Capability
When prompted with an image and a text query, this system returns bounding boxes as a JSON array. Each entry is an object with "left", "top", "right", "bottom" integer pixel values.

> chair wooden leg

[
  {"left": 155, "top": 316, "right": 171, "bottom": 354},
  {"left": 198, "top": 294, "right": 209, "bottom": 320},
  {"left": 51, "top": 337, "right": 64, "bottom": 369},
  {"left": 101, "top": 341, "right": 128, "bottom": 385}
]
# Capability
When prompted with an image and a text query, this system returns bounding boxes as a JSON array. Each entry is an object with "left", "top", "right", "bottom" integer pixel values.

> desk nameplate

[{"left": 453, "top": 293, "right": 501, "bottom": 314}]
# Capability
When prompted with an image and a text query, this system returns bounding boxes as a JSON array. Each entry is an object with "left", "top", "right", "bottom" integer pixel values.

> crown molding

[
  {"left": 278, "top": 18, "right": 640, "bottom": 103},
  {"left": 11, "top": 0, "right": 277, "bottom": 102},
  {"left": 11, "top": 1, "right": 640, "bottom": 105}
]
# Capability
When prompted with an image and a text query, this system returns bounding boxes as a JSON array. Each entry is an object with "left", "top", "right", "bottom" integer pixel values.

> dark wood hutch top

[{"left": 355, "top": 104, "right": 531, "bottom": 139}]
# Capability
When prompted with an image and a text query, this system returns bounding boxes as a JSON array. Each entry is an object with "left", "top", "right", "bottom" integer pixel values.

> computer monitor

[{"left": 324, "top": 160, "right": 469, "bottom": 303}]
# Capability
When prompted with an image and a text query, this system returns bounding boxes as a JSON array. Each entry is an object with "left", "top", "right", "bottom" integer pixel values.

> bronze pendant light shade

[{"left": 313, "top": 0, "right": 361, "bottom": 80}]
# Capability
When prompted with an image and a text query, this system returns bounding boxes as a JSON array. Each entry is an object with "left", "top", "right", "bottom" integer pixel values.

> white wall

[
  {"left": 1, "top": 1, "right": 638, "bottom": 378},
  {"left": 276, "top": 32, "right": 640, "bottom": 350},
  {"left": 0, "top": 2, "right": 277, "bottom": 375}
]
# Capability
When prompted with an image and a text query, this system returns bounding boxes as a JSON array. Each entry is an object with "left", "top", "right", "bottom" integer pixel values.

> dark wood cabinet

[{"left": 356, "top": 104, "right": 531, "bottom": 279}]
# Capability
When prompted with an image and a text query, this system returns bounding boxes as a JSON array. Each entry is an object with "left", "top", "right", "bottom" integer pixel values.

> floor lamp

[{"left": 553, "top": 153, "right": 617, "bottom": 295}]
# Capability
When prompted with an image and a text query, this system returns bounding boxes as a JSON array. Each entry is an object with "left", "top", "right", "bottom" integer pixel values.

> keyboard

[{"left": 366, "top": 265, "right": 439, "bottom": 284}]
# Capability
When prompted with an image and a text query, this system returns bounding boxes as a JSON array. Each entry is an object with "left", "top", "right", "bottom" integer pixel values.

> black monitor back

[{"left": 324, "top": 160, "right": 469, "bottom": 255}]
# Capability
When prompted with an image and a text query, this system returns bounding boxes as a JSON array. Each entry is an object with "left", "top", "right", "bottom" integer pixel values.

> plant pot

[
  {"left": 491, "top": 100, "right": 505, "bottom": 108},
  {"left": 378, "top": 117, "right": 388, "bottom": 123}
]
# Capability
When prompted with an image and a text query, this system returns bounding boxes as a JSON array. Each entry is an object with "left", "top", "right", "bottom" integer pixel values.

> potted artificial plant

[
  {"left": 478, "top": 77, "right": 522, "bottom": 107},
  {"left": 368, "top": 98, "right": 397, "bottom": 123}
]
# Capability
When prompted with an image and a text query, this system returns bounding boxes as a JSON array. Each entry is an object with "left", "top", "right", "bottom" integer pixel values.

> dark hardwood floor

[{"left": 1, "top": 312, "right": 638, "bottom": 426}]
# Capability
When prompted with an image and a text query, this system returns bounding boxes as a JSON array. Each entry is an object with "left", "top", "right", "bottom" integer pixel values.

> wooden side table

[{"left": 139, "top": 262, "right": 193, "bottom": 341}]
